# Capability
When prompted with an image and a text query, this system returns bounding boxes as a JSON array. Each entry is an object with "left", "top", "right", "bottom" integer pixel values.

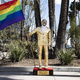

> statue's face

[{"left": 42, "top": 20, "right": 47, "bottom": 26}]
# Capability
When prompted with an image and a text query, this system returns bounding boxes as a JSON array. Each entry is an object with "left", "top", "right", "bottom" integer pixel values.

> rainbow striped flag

[{"left": 0, "top": 0, "right": 25, "bottom": 30}]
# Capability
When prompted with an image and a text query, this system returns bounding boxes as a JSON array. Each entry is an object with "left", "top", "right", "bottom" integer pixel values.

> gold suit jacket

[{"left": 29, "top": 27, "right": 51, "bottom": 46}]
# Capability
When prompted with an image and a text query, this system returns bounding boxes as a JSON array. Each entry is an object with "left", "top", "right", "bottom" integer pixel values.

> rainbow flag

[{"left": 0, "top": 0, "right": 25, "bottom": 30}]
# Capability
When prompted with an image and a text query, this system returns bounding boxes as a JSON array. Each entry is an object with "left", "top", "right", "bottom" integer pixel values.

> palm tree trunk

[
  {"left": 56, "top": 0, "right": 69, "bottom": 50},
  {"left": 34, "top": 0, "right": 41, "bottom": 27},
  {"left": 74, "top": 0, "right": 77, "bottom": 55},
  {"left": 34, "top": 0, "right": 41, "bottom": 40},
  {"left": 78, "top": 11, "right": 80, "bottom": 25},
  {"left": 21, "top": 0, "right": 25, "bottom": 41},
  {"left": 78, "top": 0, "right": 80, "bottom": 25},
  {"left": 48, "top": 0, "right": 55, "bottom": 58},
  {"left": 74, "top": 0, "right": 76, "bottom": 37},
  {"left": 74, "top": 0, "right": 76, "bottom": 16},
  {"left": 52, "top": 0, "right": 55, "bottom": 31},
  {"left": 66, "top": 0, "right": 69, "bottom": 24},
  {"left": 48, "top": 0, "right": 55, "bottom": 46}
]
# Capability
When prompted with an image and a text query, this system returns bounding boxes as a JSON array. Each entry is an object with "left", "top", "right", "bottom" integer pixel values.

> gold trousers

[{"left": 38, "top": 45, "right": 48, "bottom": 66}]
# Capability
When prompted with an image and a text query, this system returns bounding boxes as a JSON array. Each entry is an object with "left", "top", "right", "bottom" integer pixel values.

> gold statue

[{"left": 29, "top": 19, "right": 51, "bottom": 69}]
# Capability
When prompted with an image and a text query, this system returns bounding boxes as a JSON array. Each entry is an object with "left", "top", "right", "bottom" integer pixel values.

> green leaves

[
  {"left": 26, "top": 0, "right": 29, "bottom": 5},
  {"left": 57, "top": 49, "right": 74, "bottom": 65},
  {"left": 8, "top": 40, "right": 27, "bottom": 62}
]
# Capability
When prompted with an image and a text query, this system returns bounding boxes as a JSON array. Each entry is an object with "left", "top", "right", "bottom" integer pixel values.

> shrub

[
  {"left": 31, "top": 41, "right": 38, "bottom": 58},
  {"left": 75, "top": 41, "right": 80, "bottom": 59},
  {"left": 26, "top": 41, "right": 38, "bottom": 58},
  {"left": 6, "top": 40, "right": 27, "bottom": 62},
  {"left": 56, "top": 49, "right": 74, "bottom": 65},
  {"left": 9, "top": 45, "right": 24, "bottom": 62}
]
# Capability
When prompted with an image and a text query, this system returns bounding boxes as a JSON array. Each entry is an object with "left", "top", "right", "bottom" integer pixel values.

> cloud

[{"left": 55, "top": 0, "right": 79, "bottom": 4}]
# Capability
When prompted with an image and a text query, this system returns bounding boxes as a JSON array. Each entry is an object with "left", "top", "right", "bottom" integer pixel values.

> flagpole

[{"left": 25, "top": 21, "right": 36, "bottom": 67}]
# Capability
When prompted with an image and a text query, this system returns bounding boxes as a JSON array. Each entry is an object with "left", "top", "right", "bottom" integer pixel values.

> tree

[
  {"left": 48, "top": 0, "right": 55, "bottom": 46},
  {"left": 76, "top": 0, "right": 80, "bottom": 25},
  {"left": 25, "top": 0, "right": 35, "bottom": 40},
  {"left": 33, "top": 0, "right": 41, "bottom": 40},
  {"left": 21, "top": 0, "right": 25, "bottom": 41},
  {"left": 34, "top": 0, "right": 41, "bottom": 27},
  {"left": 69, "top": 0, "right": 80, "bottom": 58},
  {"left": 56, "top": 0, "right": 69, "bottom": 50},
  {"left": 69, "top": 0, "right": 77, "bottom": 46}
]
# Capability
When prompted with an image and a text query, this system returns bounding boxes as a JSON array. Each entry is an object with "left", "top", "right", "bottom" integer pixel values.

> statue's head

[{"left": 42, "top": 19, "right": 47, "bottom": 26}]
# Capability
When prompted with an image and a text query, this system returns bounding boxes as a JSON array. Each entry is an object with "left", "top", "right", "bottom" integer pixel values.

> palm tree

[
  {"left": 74, "top": 0, "right": 76, "bottom": 16},
  {"left": 77, "top": 0, "right": 80, "bottom": 25},
  {"left": 66, "top": 0, "right": 69, "bottom": 24},
  {"left": 21, "top": 0, "right": 25, "bottom": 41},
  {"left": 69, "top": 0, "right": 80, "bottom": 58},
  {"left": 69, "top": 0, "right": 77, "bottom": 46},
  {"left": 33, "top": 0, "right": 41, "bottom": 40},
  {"left": 48, "top": 0, "right": 55, "bottom": 46},
  {"left": 34, "top": 0, "right": 41, "bottom": 27},
  {"left": 56, "top": 0, "right": 69, "bottom": 50},
  {"left": 48, "top": 0, "right": 55, "bottom": 58}
]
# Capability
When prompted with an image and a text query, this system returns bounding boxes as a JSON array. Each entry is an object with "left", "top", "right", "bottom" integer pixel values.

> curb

[
  {"left": 52, "top": 66, "right": 80, "bottom": 72},
  {"left": 0, "top": 66, "right": 80, "bottom": 72}
]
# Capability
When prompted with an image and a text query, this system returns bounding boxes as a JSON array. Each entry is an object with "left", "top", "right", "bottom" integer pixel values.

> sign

[{"left": 37, "top": 71, "right": 49, "bottom": 75}]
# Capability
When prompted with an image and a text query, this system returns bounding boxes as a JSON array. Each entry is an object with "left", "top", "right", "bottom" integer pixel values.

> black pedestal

[{"left": 33, "top": 67, "right": 53, "bottom": 75}]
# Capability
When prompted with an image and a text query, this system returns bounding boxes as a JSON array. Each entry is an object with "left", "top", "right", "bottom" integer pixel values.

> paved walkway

[
  {"left": 0, "top": 67, "right": 80, "bottom": 80},
  {"left": 0, "top": 71, "right": 80, "bottom": 80}
]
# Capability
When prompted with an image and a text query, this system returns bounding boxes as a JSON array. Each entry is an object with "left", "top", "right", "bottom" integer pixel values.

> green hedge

[{"left": 56, "top": 49, "right": 74, "bottom": 65}]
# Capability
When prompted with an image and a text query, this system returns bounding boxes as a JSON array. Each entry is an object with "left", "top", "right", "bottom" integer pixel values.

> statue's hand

[
  {"left": 27, "top": 34, "right": 29, "bottom": 38},
  {"left": 48, "top": 45, "right": 51, "bottom": 49},
  {"left": 27, "top": 40, "right": 30, "bottom": 45},
  {"left": 27, "top": 34, "right": 31, "bottom": 41}
]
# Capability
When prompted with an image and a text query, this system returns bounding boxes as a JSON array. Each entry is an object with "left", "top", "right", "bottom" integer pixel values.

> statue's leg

[
  {"left": 44, "top": 45, "right": 48, "bottom": 68},
  {"left": 38, "top": 45, "right": 43, "bottom": 69}
]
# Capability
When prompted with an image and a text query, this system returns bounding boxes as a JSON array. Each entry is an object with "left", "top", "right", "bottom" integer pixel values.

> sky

[
  {"left": 55, "top": 0, "right": 79, "bottom": 30},
  {"left": 55, "top": 0, "right": 79, "bottom": 4},
  {"left": 0, "top": 0, "right": 79, "bottom": 30},
  {"left": 40, "top": 0, "right": 80, "bottom": 30}
]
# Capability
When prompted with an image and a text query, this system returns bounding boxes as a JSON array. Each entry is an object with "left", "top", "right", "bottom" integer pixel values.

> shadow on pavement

[
  {"left": 0, "top": 77, "right": 23, "bottom": 80},
  {"left": 0, "top": 71, "right": 33, "bottom": 75},
  {"left": 53, "top": 74, "right": 80, "bottom": 77},
  {"left": 0, "top": 72, "right": 80, "bottom": 78}
]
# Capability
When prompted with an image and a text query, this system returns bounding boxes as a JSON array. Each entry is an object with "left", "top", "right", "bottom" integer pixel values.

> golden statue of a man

[{"left": 29, "top": 19, "right": 51, "bottom": 69}]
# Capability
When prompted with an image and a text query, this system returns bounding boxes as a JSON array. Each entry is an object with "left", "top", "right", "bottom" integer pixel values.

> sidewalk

[
  {"left": 0, "top": 66, "right": 80, "bottom": 72},
  {"left": 0, "top": 66, "right": 80, "bottom": 80},
  {"left": 0, "top": 71, "right": 80, "bottom": 80}
]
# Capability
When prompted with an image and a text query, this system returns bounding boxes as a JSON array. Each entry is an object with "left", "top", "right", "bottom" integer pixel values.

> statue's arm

[
  {"left": 29, "top": 28, "right": 37, "bottom": 37},
  {"left": 48, "top": 29, "right": 51, "bottom": 46}
]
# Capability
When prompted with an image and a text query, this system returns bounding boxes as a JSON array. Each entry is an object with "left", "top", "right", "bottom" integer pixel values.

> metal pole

[{"left": 25, "top": 20, "right": 36, "bottom": 67}]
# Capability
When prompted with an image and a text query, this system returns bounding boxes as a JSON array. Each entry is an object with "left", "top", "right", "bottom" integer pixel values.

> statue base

[{"left": 33, "top": 67, "right": 53, "bottom": 75}]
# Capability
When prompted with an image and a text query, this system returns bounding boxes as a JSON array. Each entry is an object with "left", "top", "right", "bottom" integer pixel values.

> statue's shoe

[
  {"left": 45, "top": 65, "right": 48, "bottom": 69},
  {"left": 39, "top": 66, "right": 42, "bottom": 69}
]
